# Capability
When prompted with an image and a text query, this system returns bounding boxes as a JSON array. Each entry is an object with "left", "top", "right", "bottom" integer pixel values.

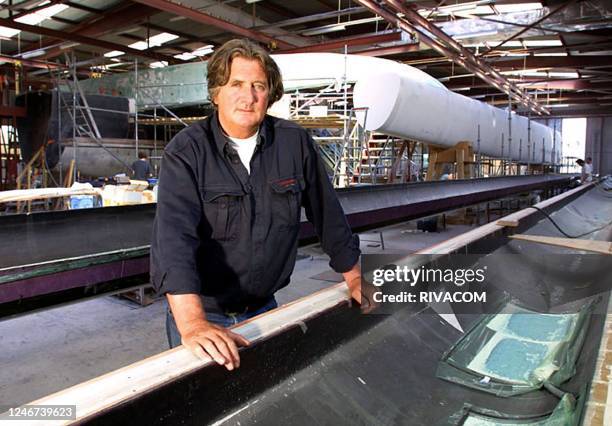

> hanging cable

[{"left": 528, "top": 204, "right": 612, "bottom": 239}]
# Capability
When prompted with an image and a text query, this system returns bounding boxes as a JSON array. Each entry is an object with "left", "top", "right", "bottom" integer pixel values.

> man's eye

[
  {"left": 254, "top": 84, "right": 267, "bottom": 91},
  {"left": 230, "top": 81, "right": 241, "bottom": 87}
]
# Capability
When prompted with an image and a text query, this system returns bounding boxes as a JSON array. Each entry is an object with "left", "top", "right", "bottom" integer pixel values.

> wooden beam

[
  {"left": 14, "top": 283, "right": 352, "bottom": 424},
  {"left": 510, "top": 234, "right": 612, "bottom": 255}
]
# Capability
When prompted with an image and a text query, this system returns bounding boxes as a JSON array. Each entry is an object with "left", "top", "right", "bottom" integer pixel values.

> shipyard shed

[{"left": 0, "top": 1, "right": 611, "bottom": 425}]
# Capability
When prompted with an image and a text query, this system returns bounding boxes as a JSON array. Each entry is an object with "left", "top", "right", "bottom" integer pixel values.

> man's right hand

[
  {"left": 181, "top": 321, "right": 250, "bottom": 370},
  {"left": 167, "top": 293, "right": 250, "bottom": 370}
]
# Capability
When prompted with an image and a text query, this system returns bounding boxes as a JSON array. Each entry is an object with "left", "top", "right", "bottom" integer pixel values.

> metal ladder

[{"left": 55, "top": 54, "right": 131, "bottom": 172}]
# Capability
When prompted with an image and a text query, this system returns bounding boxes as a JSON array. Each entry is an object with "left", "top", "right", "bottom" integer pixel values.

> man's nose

[{"left": 239, "top": 84, "right": 257, "bottom": 104}]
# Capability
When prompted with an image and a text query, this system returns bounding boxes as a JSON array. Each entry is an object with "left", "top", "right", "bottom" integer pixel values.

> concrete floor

[{"left": 0, "top": 218, "right": 473, "bottom": 407}]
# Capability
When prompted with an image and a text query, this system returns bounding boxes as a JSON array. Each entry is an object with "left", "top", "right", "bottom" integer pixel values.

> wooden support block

[
  {"left": 510, "top": 234, "right": 612, "bottom": 255},
  {"left": 496, "top": 219, "right": 519, "bottom": 227}
]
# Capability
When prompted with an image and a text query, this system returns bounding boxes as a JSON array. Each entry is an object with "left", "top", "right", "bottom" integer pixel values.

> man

[
  {"left": 576, "top": 158, "right": 593, "bottom": 184},
  {"left": 131, "top": 152, "right": 152, "bottom": 181},
  {"left": 151, "top": 39, "right": 363, "bottom": 371},
  {"left": 583, "top": 157, "right": 593, "bottom": 182}
]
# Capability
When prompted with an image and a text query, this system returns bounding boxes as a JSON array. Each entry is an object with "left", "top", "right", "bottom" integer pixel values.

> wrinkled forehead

[{"left": 228, "top": 55, "right": 269, "bottom": 81}]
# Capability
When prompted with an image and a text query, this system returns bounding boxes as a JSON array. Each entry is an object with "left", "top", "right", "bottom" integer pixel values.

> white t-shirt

[
  {"left": 584, "top": 162, "right": 593, "bottom": 182},
  {"left": 228, "top": 131, "right": 259, "bottom": 173}
]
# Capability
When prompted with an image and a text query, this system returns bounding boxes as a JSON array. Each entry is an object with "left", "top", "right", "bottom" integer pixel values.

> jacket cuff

[
  {"left": 329, "top": 234, "right": 361, "bottom": 273},
  {"left": 153, "top": 267, "right": 201, "bottom": 295}
]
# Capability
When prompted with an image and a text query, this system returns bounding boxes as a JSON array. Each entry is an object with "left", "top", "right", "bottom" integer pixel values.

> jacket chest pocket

[
  {"left": 201, "top": 187, "right": 245, "bottom": 241},
  {"left": 269, "top": 176, "right": 304, "bottom": 229}
]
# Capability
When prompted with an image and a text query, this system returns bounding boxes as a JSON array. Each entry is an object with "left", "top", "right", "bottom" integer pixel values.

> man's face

[{"left": 214, "top": 56, "right": 270, "bottom": 138}]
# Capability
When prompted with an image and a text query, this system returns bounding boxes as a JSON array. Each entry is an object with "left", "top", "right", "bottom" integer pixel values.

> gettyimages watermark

[{"left": 360, "top": 253, "right": 611, "bottom": 315}]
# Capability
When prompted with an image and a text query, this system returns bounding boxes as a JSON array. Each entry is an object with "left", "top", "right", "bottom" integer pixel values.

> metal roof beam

[
  {"left": 130, "top": 0, "right": 295, "bottom": 49},
  {"left": 0, "top": 16, "right": 175, "bottom": 63},
  {"left": 279, "top": 31, "right": 401, "bottom": 54},
  {"left": 355, "top": 0, "right": 547, "bottom": 115}
]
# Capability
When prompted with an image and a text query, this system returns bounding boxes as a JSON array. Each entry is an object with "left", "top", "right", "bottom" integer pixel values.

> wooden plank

[
  {"left": 2, "top": 283, "right": 351, "bottom": 425},
  {"left": 420, "top": 183, "right": 593, "bottom": 255},
  {"left": 497, "top": 219, "right": 519, "bottom": 227},
  {"left": 510, "top": 234, "right": 612, "bottom": 255},
  {"left": 0, "top": 187, "right": 102, "bottom": 203}
]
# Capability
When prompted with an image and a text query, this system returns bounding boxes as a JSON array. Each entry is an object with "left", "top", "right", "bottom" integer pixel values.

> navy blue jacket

[{"left": 151, "top": 113, "right": 360, "bottom": 313}]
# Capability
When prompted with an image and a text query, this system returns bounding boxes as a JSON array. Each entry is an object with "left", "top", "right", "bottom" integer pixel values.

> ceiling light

[
  {"left": 15, "top": 3, "right": 69, "bottom": 26},
  {"left": 129, "top": 32, "right": 179, "bottom": 51},
  {"left": 0, "top": 27, "right": 21, "bottom": 39},
  {"left": 148, "top": 32, "right": 179, "bottom": 45},
  {"left": 524, "top": 39, "right": 563, "bottom": 47},
  {"left": 302, "top": 24, "right": 346, "bottom": 36},
  {"left": 60, "top": 42, "right": 80, "bottom": 50},
  {"left": 149, "top": 61, "right": 168, "bottom": 69},
  {"left": 192, "top": 45, "right": 214, "bottom": 56},
  {"left": 453, "top": 30, "right": 498, "bottom": 40},
  {"left": 128, "top": 41, "right": 149, "bottom": 51},
  {"left": 534, "top": 52, "right": 568, "bottom": 56},
  {"left": 104, "top": 50, "right": 125, "bottom": 58},
  {"left": 174, "top": 52, "right": 196, "bottom": 61},
  {"left": 22, "top": 49, "right": 45, "bottom": 59},
  {"left": 495, "top": 3, "right": 542, "bottom": 13}
]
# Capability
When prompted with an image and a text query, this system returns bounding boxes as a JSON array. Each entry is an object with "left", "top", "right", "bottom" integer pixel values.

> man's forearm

[{"left": 166, "top": 293, "right": 209, "bottom": 337}]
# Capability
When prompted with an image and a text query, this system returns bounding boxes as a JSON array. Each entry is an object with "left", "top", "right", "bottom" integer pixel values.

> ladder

[{"left": 55, "top": 54, "right": 131, "bottom": 175}]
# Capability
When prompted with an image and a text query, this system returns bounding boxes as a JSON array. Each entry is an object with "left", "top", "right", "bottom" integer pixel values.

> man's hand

[
  {"left": 181, "top": 321, "right": 249, "bottom": 370},
  {"left": 167, "top": 293, "right": 249, "bottom": 370},
  {"left": 342, "top": 262, "right": 378, "bottom": 313}
]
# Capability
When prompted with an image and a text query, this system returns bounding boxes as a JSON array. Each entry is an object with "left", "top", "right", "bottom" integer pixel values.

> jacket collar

[{"left": 211, "top": 112, "right": 273, "bottom": 154}]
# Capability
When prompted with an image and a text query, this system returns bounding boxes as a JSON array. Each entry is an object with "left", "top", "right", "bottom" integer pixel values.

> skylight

[
  {"left": 173, "top": 45, "right": 214, "bottom": 61},
  {"left": 0, "top": 1, "right": 68, "bottom": 39},
  {"left": 129, "top": 32, "right": 179, "bottom": 51},
  {"left": 104, "top": 50, "right": 125, "bottom": 58},
  {"left": 149, "top": 61, "right": 169, "bottom": 69},
  {"left": 15, "top": 3, "right": 69, "bottom": 26}
]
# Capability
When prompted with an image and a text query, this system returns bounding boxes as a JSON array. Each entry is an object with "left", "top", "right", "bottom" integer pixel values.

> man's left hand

[{"left": 342, "top": 263, "right": 377, "bottom": 313}]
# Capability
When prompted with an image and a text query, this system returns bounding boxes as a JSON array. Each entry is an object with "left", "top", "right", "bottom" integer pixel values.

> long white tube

[
  {"left": 353, "top": 71, "right": 560, "bottom": 163},
  {"left": 273, "top": 53, "right": 561, "bottom": 164}
]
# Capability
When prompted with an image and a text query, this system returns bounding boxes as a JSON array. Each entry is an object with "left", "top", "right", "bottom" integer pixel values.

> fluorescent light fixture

[
  {"left": 502, "top": 52, "right": 530, "bottom": 57},
  {"left": 495, "top": 3, "right": 542, "bottom": 13},
  {"left": 174, "top": 45, "right": 214, "bottom": 61},
  {"left": 303, "top": 16, "right": 382, "bottom": 36},
  {"left": 454, "top": 30, "right": 498, "bottom": 40},
  {"left": 128, "top": 41, "right": 149, "bottom": 51},
  {"left": 438, "top": 0, "right": 493, "bottom": 13},
  {"left": 454, "top": 87, "right": 472, "bottom": 91},
  {"left": 22, "top": 49, "right": 45, "bottom": 59},
  {"left": 192, "top": 45, "right": 214, "bottom": 56},
  {"left": 505, "top": 70, "right": 579, "bottom": 78},
  {"left": 149, "top": 61, "right": 168, "bottom": 68},
  {"left": 524, "top": 39, "right": 563, "bottom": 47},
  {"left": 148, "top": 32, "right": 179, "bottom": 45},
  {"left": 549, "top": 104, "right": 569, "bottom": 107},
  {"left": 302, "top": 24, "right": 346, "bottom": 36},
  {"left": 174, "top": 52, "right": 196, "bottom": 61},
  {"left": 246, "top": 0, "right": 263, "bottom": 3},
  {"left": 104, "top": 50, "right": 125, "bottom": 58},
  {"left": 534, "top": 52, "right": 568, "bottom": 56},
  {"left": 60, "top": 42, "right": 80, "bottom": 50}
]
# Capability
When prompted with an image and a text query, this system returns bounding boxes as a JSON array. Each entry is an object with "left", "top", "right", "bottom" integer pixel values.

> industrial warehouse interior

[{"left": 0, "top": 0, "right": 611, "bottom": 425}]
